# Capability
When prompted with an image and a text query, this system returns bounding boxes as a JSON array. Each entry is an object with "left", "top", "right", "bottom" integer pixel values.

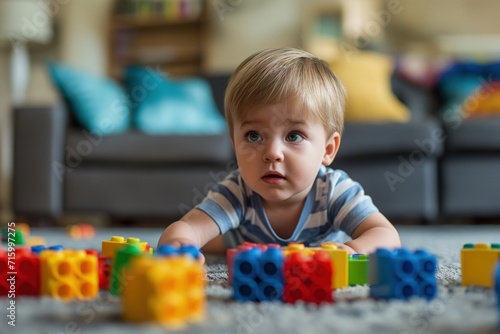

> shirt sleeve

[
  {"left": 327, "top": 169, "right": 379, "bottom": 237},
  {"left": 195, "top": 170, "right": 246, "bottom": 234}
]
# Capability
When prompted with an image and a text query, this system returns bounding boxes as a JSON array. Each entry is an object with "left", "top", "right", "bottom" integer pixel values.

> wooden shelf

[
  {"left": 111, "top": 15, "right": 203, "bottom": 29},
  {"left": 107, "top": 0, "right": 208, "bottom": 80}
]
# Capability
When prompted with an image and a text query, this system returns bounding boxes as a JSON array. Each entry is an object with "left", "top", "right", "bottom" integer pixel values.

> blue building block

[
  {"left": 232, "top": 247, "right": 284, "bottom": 302},
  {"left": 156, "top": 244, "right": 201, "bottom": 259},
  {"left": 369, "top": 248, "right": 437, "bottom": 301},
  {"left": 30, "top": 245, "right": 64, "bottom": 254}
]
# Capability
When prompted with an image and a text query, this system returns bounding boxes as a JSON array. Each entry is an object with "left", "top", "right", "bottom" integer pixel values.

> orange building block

[
  {"left": 122, "top": 255, "right": 205, "bottom": 328},
  {"left": 40, "top": 250, "right": 98, "bottom": 301},
  {"left": 461, "top": 243, "right": 500, "bottom": 287}
]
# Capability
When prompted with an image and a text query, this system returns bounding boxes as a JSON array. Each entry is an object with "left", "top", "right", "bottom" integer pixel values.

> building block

[
  {"left": 461, "top": 243, "right": 500, "bottom": 287},
  {"left": 283, "top": 250, "right": 333, "bottom": 304},
  {"left": 494, "top": 261, "right": 500, "bottom": 323},
  {"left": 40, "top": 250, "right": 99, "bottom": 301},
  {"left": 98, "top": 256, "right": 111, "bottom": 290},
  {"left": 110, "top": 244, "right": 142, "bottom": 295},
  {"left": 349, "top": 254, "right": 368, "bottom": 286},
  {"left": 25, "top": 236, "right": 47, "bottom": 247},
  {"left": 0, "top": 248, "right": 10, "bottom": 296},
  {"left": 369, "top": 248, "right": 438, "bottom": 300},
  {"left": 122, "top": 255, "right": 205, "bottom": 328},
  {"left": 13, "top": 229, "right": 25, "bottom": 245},
  {"left": 284, "top": 242, "right": 348, "bottom": 289},
  {"left": 227, "top": 242, "right": 274, "bottom": 285},
  {"left": 102, "top": 236, "right": 151, "bottom": 264},
  {"left": 1, "top": 248, "right": 41, "bottom": 296},
  {"left": 14, "top": 248, "right": 40, "bottom": 296},
  {"left": 157, "top": 244, "right": 201, "bottom": 259},
  {"left": 232, "top": 246, "right": 284, "bottom": 302},
  {"left": 30, "top": 245, "right": 64, "bottom": 254},
  {"left": 67, "top": 224, "right": 96, "bottom": 239}
]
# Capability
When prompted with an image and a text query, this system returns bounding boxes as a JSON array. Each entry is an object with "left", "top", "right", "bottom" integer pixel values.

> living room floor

[{"left": 1, "top": 224, "right": 499, "bottom": 334}]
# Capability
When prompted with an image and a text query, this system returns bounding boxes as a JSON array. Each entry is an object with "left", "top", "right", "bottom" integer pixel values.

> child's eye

[
  {"left": 286, "top": 132, "right": 304, "bottom": 143},
  {"left": 246, "top": 131, "right": 262, "bottom": 142}
]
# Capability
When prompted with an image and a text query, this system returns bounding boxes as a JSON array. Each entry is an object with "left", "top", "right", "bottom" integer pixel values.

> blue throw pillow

[
  {"left": 48, "top": 62, "right": 130, "bottom": 135},
  {"left": 124, "top": 67, "right": 227, "bottom": 135},
  {"left": 438, "top": 61, "right": 500, "bottom": 117}
]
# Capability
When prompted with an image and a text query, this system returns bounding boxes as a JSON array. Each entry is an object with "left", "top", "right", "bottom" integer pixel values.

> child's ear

[{"left": 322, "top": 132, "right": 341, "bottom": 166}]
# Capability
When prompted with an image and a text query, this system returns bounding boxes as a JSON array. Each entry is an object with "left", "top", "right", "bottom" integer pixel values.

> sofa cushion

[
  {"left": 48, "top": 62, "right": 131, "bottom": 135},
  {"left": 124, "top": 67, "right": 227, "bottom": 135},
  {"left": 337, "top": 118, "right": 444, "bottom": 159},
  {"left": 65, "top": 129, "right": 233, "bottom": 164},
  {"left": 443, "top": 117, "right": 500, "bottom": 151}
]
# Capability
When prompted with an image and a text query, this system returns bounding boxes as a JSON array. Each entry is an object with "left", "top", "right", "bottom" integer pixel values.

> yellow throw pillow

[{"left": 329, "top": 52, "right": 411, "bottom": 122}]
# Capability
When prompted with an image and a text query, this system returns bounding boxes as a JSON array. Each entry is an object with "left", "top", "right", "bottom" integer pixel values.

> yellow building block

[
  {"left": 283, "top": 242, "right": 348, "bottom": 289},
  {"left": 461, "top": 243, "right": 500, "bottom": 287},
  {"left": 40, "top": 250, "right": 98, "bottom": 301},
  {"left": 102, "top": 236, "right": 151, "bottom": 261},
  {"left": 122, "top": 255, "right": 205, "bottom": 328}
]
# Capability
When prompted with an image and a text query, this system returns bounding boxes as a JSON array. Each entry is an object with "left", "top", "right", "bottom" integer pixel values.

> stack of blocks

[
  {"left": 230, "top": 242, "right": 348, "bottom": 304},
  {"left": 461, "top": 243, "right": 500, "bottom": 287},
  {"left": 121, "top": 253, "right": 205, "bottom": 328},
  {"left": 369, "top": 248, "right": 437, "bottom": 300}
]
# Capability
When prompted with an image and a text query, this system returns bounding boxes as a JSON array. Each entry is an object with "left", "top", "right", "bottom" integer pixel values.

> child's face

[{"left": 232, "top": 103, "right": 339, "bottom": 206}]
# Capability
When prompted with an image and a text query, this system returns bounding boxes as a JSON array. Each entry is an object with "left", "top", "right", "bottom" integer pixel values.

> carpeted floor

[{"left": 1, "top": 225, "right": 499, "bottom": 334}]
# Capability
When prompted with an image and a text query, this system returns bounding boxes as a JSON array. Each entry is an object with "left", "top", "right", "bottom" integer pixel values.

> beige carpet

[{"left": 0, "top": 225, "right": 499, "bottom": 334}]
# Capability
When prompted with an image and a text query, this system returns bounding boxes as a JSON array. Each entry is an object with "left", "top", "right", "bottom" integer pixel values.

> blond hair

[{"left": 224, "top": 48, "right": 346, "bottom": 138}]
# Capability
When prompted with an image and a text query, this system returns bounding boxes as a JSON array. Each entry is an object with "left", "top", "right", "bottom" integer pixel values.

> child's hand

[
  {"left": 158, "top": 239, "right": 206, "bottom": 265},
  {"left": 331, "top": 242, "right": 357, "bottom": 254}
]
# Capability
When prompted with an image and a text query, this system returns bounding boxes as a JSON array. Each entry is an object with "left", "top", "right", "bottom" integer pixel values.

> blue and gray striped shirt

[{"left": 196, "top": 165, "right": 378, "bottom": 248}]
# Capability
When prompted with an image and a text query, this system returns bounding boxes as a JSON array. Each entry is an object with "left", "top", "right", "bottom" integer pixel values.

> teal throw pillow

[
  {"left": 124, "top": 67, "right": 226, "bottom": 135},
  {"left": 48, "top": 62, "right": 130, "bottom": 135}
]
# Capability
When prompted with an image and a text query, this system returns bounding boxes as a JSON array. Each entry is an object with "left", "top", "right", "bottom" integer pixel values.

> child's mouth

[{"left": 262, "top": 173, "right": 286, "bottom": 184}]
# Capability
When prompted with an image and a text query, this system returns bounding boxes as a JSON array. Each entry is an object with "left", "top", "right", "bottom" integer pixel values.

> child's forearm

[
  {"left": 344, "top": 226, "right": 401, "bottom": 254},
  {"left": 158, "top": 220, "right": 204, "bottom": 248}
]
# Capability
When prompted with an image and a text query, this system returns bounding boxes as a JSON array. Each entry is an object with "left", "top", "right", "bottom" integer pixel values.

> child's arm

[
  {"left": 340, "top": 212, "right": 401, "bottom": 254},
  {"left": 158, "top": 208, "right": 220, "bottom": 251}
]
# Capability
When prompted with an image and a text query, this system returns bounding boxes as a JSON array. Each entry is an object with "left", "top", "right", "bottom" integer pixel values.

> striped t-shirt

[{"left": 196, "top": 165, "right": 378, "bottom": 248}]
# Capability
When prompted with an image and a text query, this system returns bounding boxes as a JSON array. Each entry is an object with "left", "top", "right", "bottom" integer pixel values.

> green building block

[
  {"left": 14, "top": 229, "right": 25, "bottom": 245},
  {"left": 110, "top": 244, "right": 142, "bottom": 295},
  {"left": 348, "top": 254, "right": 368, "bottom": 286}
]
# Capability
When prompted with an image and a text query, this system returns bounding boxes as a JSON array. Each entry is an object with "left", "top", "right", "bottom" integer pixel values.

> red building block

[
  {"left": 0, "top": 248, "right": 8, "bottom": 296},
  {"left": 15, "top": 248, "right": 40, "bottom": 296},
  {"left": 0, "top": 248, "right": 41, "bottom": 296},
  {"left": 85, "top": 250, "right": 110, "bottom": 290},
  {"left": 283, "top": 251, "right": 333, "bottom": 305}
]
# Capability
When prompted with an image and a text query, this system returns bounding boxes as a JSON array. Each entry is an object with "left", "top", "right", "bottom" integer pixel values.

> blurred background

[{"left": 1, "top": 0, "right": 500, "bottom": 227}]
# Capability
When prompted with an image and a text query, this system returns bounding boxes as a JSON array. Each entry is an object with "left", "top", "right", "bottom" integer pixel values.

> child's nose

[{"left": 262, "top": 140, "right": 284, "bottom": 162}]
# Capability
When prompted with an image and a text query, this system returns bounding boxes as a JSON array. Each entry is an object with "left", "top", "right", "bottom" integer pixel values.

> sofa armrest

[
  {"left": 13, "top": 104, "right": 68, "bottom": 218},
  {"left": 392, "top": 74, "right": 437, "bottom": 122}
]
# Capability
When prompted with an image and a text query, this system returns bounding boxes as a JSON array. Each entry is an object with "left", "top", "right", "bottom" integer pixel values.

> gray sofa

[
  {"left": 13, "top": 74, "right": 443, "bottom": 223},
  {"left": 441, "top": 117, "right": 500, "bottom": 217}
]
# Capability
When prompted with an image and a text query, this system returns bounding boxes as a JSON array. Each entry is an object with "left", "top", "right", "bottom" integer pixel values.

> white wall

[
  {"left": 205, "top": 0, "right": 302, "bottom": 73},
  {"left": 0, "top": 0, "right": 113, "bottom": 219}
]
